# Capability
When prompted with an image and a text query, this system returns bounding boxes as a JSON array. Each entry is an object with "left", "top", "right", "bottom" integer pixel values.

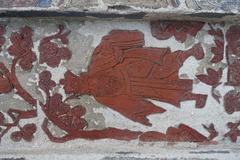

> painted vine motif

[
  {"left": 0, "top": 26, "right": 37, "bottom": 142},
  {"left": 195, "top": 25, "right": 225, "bottom": 103},
  {"left": 151, "top": 21, "right": 205, "bottom": 43},
  {"left": 0, "top": 22, "right": 239, "bottom": 143},
  {"left": 224, "top": 25, "right": 240, "bottom": 120}
]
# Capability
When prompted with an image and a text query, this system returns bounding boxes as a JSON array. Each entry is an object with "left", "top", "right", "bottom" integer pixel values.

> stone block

[{"left": 103, "top": 0, "right": 180, "bottom": 8}]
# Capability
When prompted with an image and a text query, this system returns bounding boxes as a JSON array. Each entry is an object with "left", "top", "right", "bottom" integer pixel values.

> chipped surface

[{"left": 1, "top": 0, "right": 240, "bottom": 22}]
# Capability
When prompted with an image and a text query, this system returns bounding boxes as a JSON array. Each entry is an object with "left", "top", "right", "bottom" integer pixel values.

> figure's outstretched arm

[{"left": 173, "top": 43, "right": 204, "bottom": 64}]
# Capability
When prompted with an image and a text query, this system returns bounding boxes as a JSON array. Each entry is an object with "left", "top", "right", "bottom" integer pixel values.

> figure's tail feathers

[
  {"left": 132, "top": 101, "right": 166, "bottom": 126},
  {"left": 166, "top": 124, "right": 208, "bottom": 142},
  {"left": 96, "top": 95, "right": 166, "bottom": 126},
  {"left": 181, "top": 93, "right": 207, "bottom": 108}
]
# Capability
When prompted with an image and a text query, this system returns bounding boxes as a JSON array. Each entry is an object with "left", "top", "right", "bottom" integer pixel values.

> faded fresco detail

[
  {"left": 0, "top": 0, "right": 49, "bottom": 7},
  {"left": 151, "top": 21, "right": 205, "bottom": 43},
  {"left": 0, "top": 20, "right": 240, "bottom": 145},
  {"left": 222, "top": 25, "right": 240, "bottom": 142},
  {"left": 185, "top": 0, "right": 240, "bottom": 11}
]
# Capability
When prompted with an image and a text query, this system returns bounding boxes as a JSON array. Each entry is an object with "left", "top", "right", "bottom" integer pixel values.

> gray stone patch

[
  {"left": 16, "top": 67, "right": 41, "bottom": 103},
  {"left": 189, "top": 150, "right": 230, "bottom": 154},
  {"left": 100, "top": 157, "right": 217, "bottom": 160},
  {"left": 67, "top": 30, "right": 94, "bottom": 74},
  {"left": 68, "top": 95, "right": 107, "bottom": 130},
  {"left": 0, "top": 0, "right": 38, "bottom": 8},
  {"left": 66, "top": 0, "right": 99, "bottom": 9},
  {"left": 0, "top": 158, "right": 25, "bottom": 160},
  {"left": 0, "top": 92, "right": 33, "bottom": 112},
  {"left": 103, "top": 0, "right": 180, "bottom": 8}
]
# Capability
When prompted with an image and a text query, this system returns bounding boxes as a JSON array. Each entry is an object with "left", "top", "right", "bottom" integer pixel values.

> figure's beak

[{"left": 60, "top": 71, "right": 79, "bottom": 94}]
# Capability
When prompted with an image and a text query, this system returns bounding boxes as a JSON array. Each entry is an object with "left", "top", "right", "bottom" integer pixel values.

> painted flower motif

[
  {"left": 228, "top": 60, "right": 240, "bottom": 85},
  {"left": 224, "top": 90, "right": 240, "bottom": 114},
  {"left": 70, "top": 106, "right": 87, "bottom": 129},
  {"left": 48, "top": 94, "right": 70, "bottom": 116},
  {"left": 10, "top": 131, "right": 22, "bottom": 142},
  {"left": 224, "top": 121, "right": 240, "bottom": 142},
  {"left": 10, "top": 123, "right": 37, "bottom": 142},
  {"left": 7, "top": 26, "right": 36, "bottom": 71},
  {"left": 151, "top": 21, "right": 205, "bottom": 43},
  {"left": 43, "top": 93, "right": 88, "bottom": 132},
  {"left": 197, "top": 68, "right": 223, "bottom": 103},
  {"left": 208, "top": 28, "right": 224, "bottom": 63},
  {"left": 39, "top": 70, "right": 56, "bottom": 94},
  {"left": 196, "top": 68, "right": 222, "bottom": 86},
  {"left": 39, "top": 25, "right": 72, "bottom": 68}
]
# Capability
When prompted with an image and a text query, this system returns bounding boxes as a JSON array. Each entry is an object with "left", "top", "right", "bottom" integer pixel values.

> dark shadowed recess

[
  {"left": 0, "top": 10, "right": 146, "bottom": 19},
  {"left": 0, "top": 158, "right": 25, "bottom": 160}
]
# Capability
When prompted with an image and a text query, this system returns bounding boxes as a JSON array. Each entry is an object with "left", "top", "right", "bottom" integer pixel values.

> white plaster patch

[
  {"left": 78, "top": 20, "right": 187, "bottom": 52},
  {"left": 179, "top": 56, "right": 199, "bottom": 79},
  {"left": 45, "top": 65, "right": 67, "bottom": 83},
  {"left": 93, "top": 107, "right": 153, "bottom": 132},
  {"left": 204, "top": 33, "right": 215, "bottom": 44},
  {"left": 13, "top": 94, "right": 24, "bottom": 101}
]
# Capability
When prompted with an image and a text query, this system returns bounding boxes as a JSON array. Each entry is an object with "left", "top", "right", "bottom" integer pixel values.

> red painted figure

[{"left": 61, "top": 30, "right": 207, "bottom": 126}]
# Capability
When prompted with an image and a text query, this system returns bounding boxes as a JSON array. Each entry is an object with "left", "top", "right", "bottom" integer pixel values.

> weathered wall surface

[
  {"left": 0, "top": 18, "right": 240, "bottom": 159},
  {"left": 0, "top": 0, "right": 240, "bottom": 22},
  {"left": 0, "top": 0, "right": 240, "bottom": 160},
  {"left": 1, "top": 0, "right": 239, "bottom": 11}
]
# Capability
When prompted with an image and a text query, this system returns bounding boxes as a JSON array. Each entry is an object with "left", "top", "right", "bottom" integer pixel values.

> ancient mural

[
  {"left": 0, "top": 19, "right": 239, "bottom": 144},
  {"left": 185, "top": 0, "right": 240, "bottom": 11}
]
